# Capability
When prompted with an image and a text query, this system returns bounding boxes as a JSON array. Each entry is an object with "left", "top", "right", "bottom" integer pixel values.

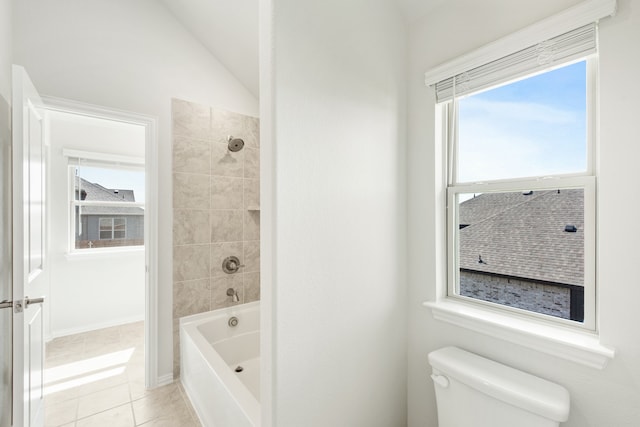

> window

[
  {"left": 99, "top": 218, "right": 127, "bottom": 240},
  {"left": 439, "top": 25, "right": 597, "bottom": 329},
  {"left": 67, "top": 152, "right": 145, "bottom": 251}
]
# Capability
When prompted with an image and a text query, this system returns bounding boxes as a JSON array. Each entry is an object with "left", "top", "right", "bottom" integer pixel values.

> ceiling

[
  {"left": 160, "top": 0, "right": 260, "bottom": 97},
  {"left": 160, "top": 0, "right": 446, "bottom": 98}
]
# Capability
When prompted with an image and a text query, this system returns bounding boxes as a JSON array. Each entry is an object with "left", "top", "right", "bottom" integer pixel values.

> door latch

[
  {"left": 0, "top": 297, "right": 44, "bottom": 313},
  {"left": 0, "top": 299, "right": 23, "bottom": 313}
]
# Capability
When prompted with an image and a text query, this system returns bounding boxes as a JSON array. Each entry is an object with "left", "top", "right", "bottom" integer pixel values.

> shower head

[{"left": 227, "top": 136, "right": 245, "bottom": 152}]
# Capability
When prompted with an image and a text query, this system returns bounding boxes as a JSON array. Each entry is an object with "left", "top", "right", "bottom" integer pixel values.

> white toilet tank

[{"left": 428, "top": 347, "right": 570, "bottom": 427}]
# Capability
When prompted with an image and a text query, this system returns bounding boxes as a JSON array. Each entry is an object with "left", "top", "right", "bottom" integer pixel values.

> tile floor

[{"left": 44, "top": 322, "right": 201, "bottom": 427}]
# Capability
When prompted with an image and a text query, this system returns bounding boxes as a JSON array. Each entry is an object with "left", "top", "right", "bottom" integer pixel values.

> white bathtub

[{"left": 180, "top": 301, "right": 260, "bottom": 427}]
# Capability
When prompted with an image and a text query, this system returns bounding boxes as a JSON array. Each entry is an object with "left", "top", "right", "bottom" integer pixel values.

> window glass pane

[
  {"left": 73, "top": 165, "right": 144, "bottom": 250},
  {"left": 99, "top": 218, "right": 112, "bottom": 230},
  {"left": 114, "top": 218, "right": 126, "bottom": 239},
  {"left": 457, "top": 61, "right": 587, "bottom": 183},
  {"left": 75, "top": 166, "right": 145, "bottom": 203},
  {"left": 456, "top": 188, "right": 584, "bottom": 322}
]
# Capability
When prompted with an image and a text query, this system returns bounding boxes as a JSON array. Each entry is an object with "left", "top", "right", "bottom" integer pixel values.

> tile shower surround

[{"left": 172, "top": 98, "right": 260, "bottom": 377}]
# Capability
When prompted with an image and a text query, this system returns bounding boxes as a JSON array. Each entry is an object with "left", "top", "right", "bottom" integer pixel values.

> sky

[
  {"left": 77, "top": 166, "right": 146, "bottom": 203},
  {"left": 457, "top": 60, "right": 587, "bottom": 184}
]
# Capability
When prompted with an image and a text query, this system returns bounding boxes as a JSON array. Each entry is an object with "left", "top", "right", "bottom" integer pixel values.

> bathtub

[{"left": 180, "top": 301, "right": 260, "bottom": 427}]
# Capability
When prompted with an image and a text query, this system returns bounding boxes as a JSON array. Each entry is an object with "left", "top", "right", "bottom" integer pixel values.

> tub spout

[{"left": 226, "top": 288, "right": 240, "bottom": 302}]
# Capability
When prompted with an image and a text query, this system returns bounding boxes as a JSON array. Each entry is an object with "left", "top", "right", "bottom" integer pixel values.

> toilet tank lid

[{"left": 428, "top": 347, "right": 570, "bottom": 422}]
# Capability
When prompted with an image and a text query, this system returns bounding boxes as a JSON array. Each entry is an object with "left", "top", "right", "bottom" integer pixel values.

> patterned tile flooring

[{"left": 44, "top": 322, "right": 201, "bottom": 427}]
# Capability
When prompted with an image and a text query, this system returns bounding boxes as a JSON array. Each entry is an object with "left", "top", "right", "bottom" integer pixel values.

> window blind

[
  {"left": 434, "top": 23, "right": 596, "bottom": 103},
  {"left": 63, "top": 148, "right": 144, "bottom": 171}
]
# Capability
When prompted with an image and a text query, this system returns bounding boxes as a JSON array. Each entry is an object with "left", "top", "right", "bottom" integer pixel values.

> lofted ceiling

[
  {"left": 160, "top": 0, "right": 259, "bottom": 97},
  {"left": 160, "top": 0, "right": 446, "bottom": 98}
]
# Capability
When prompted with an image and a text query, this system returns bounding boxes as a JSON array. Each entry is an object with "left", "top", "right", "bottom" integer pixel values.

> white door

[{"left": 12, "top": 65, "right": 45, "bottom": 427}]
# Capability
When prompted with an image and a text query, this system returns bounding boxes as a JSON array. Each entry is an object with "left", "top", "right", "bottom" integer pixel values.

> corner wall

[
  {"left": 12, "top": 0, "right": 259, "bottom": 381},
  {"left": 407, "top": 1, "right": 640, "bottom": 425},
  {"left": 265, "top": 0, "right": 408, "bottom": 425}
]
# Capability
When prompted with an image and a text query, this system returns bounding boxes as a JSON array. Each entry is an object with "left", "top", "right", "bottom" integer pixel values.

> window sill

[
  {"left": 423, "top": 299, "right": 615, "bottom": 369},
  {"left": 65, "top": 246, "right": 144, "bottom": 261}
]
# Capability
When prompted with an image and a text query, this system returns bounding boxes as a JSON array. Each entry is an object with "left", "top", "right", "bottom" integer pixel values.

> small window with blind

[
  {"left": 434, "top": 24, "right": 597, "bottom": 329},
  {"left": 67, "top": 151, "right": 145, "bottom": 251}
]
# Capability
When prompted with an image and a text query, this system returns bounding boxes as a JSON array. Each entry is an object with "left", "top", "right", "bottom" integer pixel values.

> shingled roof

[
  {"left": 75, "top": 177, "right": 144, "bottom": 216},
  {"left": 459, "top": 189, "right": 583, "bottom": 286}
]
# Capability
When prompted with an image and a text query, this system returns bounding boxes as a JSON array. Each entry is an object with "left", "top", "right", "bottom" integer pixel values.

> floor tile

[
  {"left": 44, "top": 398, "right": 78, "bottom": 427},
  {"left": 138, "top": 414, "right": 200, "bottom": 427},
  {"left": 76, "top": 403, "right": 134, "bottom": 427},
  {"left": 131, "top": 383, "right": 189, "bottom": 425},
  {"left": 77, "top": 383, "right": 131, "bottom": 419},
  {"left": 44, "top": 322, "right": 199, "bottom": 427}
]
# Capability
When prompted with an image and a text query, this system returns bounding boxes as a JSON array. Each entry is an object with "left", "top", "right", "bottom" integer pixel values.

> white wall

[
  {"left": 265, "top": 0, "right": 407, "bottom": 425},
  {"left": 408, "top": 1, "right": 640, "bottom": 426},
  {"left": 47, "top": 112, "right": 146, "bottom": 337},
  {"left": 12, "top": 0, "right": 258, "bottom": 380},
  {"left": 0, "top": 0, "right": 10, "bottom": 102}
]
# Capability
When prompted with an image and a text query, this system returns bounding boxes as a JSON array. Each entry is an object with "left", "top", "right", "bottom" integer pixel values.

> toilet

[{"left": 428, "top": 347, "right": 570, "bottom": 427}]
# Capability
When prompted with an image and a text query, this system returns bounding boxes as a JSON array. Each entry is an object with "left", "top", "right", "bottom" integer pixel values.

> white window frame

[
  {"left": 67, "top": 155, "right": 145, "bottom": 253},
  {"left": 444, "top": 58, "right": 598, "bottom": 331},
  {"left": 423, "top": 0, "right": 618, "bottom": 369}
]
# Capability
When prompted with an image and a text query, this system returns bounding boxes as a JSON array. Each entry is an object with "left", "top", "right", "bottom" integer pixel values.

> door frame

[{"left": 40, "top": 96, "right": 160, "bottom": 388}]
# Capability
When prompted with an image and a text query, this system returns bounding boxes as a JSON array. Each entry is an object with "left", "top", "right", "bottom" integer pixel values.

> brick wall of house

[{"left": 460, "top": 271, "right": 571, "bottom": 320}]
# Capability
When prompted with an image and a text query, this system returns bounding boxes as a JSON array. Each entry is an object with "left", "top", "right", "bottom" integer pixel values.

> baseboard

[
  {"left": 51, "top": 315, "right": 145, "bottom": 338},
  {"left": 157, "top": 373, "right": 174, "bottom": 386}
]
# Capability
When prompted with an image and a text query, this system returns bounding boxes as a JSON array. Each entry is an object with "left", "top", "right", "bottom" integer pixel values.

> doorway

[{"left": 40, "top": 98, "right": 159, "bottom": 425}]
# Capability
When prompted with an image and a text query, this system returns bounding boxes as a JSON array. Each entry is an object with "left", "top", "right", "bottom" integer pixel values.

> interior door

[{"left": 11, "top": 65, "right": 45, "bottom": 427}]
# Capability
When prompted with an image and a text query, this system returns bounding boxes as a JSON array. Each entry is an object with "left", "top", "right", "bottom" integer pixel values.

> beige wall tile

[
  {"left": 210, "top": 210, "right": 243, "bottom": 242},
  {"left": 211, "top": 141, "right": 244, "bottom": 177},
  {"left": 244, "top": 147, "right": 259, "bottom": 179},
  {"left": 173, "top": 136, "right": 210, "bottom": 174},
  {"left": 211, "top": 241, "right": 243, "bottom": 277},
  {"left": 173, "top": 209, "right": 210, "bottom": 245},
  {"left": 211, "top": 275, "right": 244, "bottom": 309},
  {"left": 173, "top": 102, "right": 261, "bottom": 335},
  {"left": 172, "top": 319, "right": 180, "bottom": 379},
  {"left": 173, "top": 173, "right": 210, "bottom": 210},
  {"left": 173, "top": 245, "right": 210, "bottom": 282},
  {"left": 211, "top": 109, "right": 259, "bottom": 149},
  {"left": 173, "top": 279, "right": 210, "bottom": 319},
  {"left": 244, "top": 272, "right": 260, "bottom": 303},
  {"left": 243, "top": 211, "right": 260, "bottom": 241},
  {"left": 172, "top": 98, "right": 210, "bottom": 141},
  {"left": 246, "top": 116, "right": 260, "bottom": 149},
  {"left": 244, "top": 179, "right": 260, "bottom": 209},
  {"left": 243, "top": 241, "right": 260, "bottom": 273},
  {"left": 211, "top": 176, "right": 243, "bottom": 209}
]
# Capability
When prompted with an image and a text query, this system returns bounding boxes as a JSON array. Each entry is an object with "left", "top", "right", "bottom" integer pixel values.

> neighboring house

[
  {"left": 74, "top": 177, "right": 144, "bottom": 248},
  {"left": 459, "top": 189, "right": 584, "bottom": 321}
]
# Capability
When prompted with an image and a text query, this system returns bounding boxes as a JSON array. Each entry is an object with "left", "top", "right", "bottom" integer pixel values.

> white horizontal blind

[
  {"left": 435, "top": 23, "right": 596, "bottom": 103},
  {"left": 63, "top": 148, "right": 144, "bottom": 171}
]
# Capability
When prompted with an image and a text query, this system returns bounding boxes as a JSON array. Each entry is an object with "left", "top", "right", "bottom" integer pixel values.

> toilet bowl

[{"left": 428, "top": 347, "right": 570, "bottom": 427}]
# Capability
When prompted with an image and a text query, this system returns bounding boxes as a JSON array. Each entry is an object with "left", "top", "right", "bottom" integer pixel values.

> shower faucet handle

[{"left": 222, "top": 256, "right": 245, "bottom": 274}]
